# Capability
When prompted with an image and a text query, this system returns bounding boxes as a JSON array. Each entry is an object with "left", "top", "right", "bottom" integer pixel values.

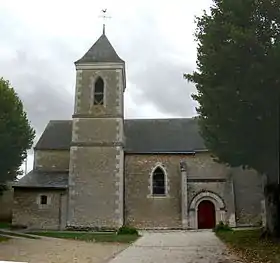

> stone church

[{"left": 12, "top": 29, "right": 264, "bottom": 230}]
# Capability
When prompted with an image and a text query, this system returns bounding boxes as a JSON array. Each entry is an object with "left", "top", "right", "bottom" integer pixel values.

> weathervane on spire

[{"left": 99, "top": 9, "right": 111, "bottom": 35}]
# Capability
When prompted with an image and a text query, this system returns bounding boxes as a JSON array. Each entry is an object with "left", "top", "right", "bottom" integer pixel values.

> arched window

[
  {"left": 152, "top": 167, "right": 166, "bottom": 195},
  {"left": 94, "top": 77, "right": 104, "bottom": 105}
]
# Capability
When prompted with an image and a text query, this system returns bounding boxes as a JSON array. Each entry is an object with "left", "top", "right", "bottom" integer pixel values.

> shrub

[
  {"left": 65, "top": 226, "right": 116, "bottom": 232},
  {"left": 213, "top": 221, "right": 232, "bottom": 232},
  {"left": 10, "top": 224, "right": 27, "bottom": 230},
  {"left": 117, "top": 226, "right": 139, "bottom": 235}
]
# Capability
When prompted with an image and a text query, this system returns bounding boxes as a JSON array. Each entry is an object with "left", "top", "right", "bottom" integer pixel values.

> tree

[
  {"left": 0, "top": 78, "right": 35, "bottom": 193},
  {"left": 185, "top": 0, "right": 280, "bottom": 236}
]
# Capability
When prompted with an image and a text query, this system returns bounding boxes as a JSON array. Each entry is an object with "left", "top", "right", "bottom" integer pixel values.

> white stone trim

[
  {"left": 76, "top": 63, "right": 126, "bottom": 92},
  {"left": 115, "top": 146, "right": 124, "bottom": 227},
  {"left": 74, "top": 70, "right": 83, "bottom": 114},
  {"left": 190, "top": 191, "right": 225, "bottom": 210},
  {"left": 37, "top": 194, "right": 51, "bottom": 209},
  {"left": 189, "top": 191, "right": 226, "bottom": 229},
  {"left": 116, "top": 118, "right": 124, "bottom": 142},
  {"left": 181, "top": 169, "right": 188, "bottom": 229},
  {"left": 115, "top": 69, "right": 124, "bottom": 112},
  {"left": 71, "top": 119, "right": 80, "bottom": 142},
  {"left": 67, "top": 146, "right": 78, "bottom": 225},
  {"left": 76, "top": 63, "right": 125, "bottom": 70},
  {"left": 147, "top": 162, "right": 170, "bottom": 198}
]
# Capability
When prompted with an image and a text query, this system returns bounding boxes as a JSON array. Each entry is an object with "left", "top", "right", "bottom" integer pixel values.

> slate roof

[
  {"left": 16, "top": 118, "right": 206, "bottom": 189},
  {"left": 124, "top": 118, "right": 206, "bottom": 153},
  {"left": 34, "top": 118, "right": 206, "bottom": 152},
  {"left": 75, "top": 33, "right": 124, "bottom": 64},
  {"left": 34, "top": 120, "right": 72, "bottom": 150},
  {"left": 13, "top": 171, "right": 68, "bottom": 189}
]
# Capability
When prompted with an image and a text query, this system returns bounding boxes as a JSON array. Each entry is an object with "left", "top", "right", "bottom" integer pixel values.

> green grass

[
  {"left": 0, "top": 222, "right": 10, "bottom": 229},
  {"left": 216, "top": 229, "right": 280, "bottom": 263},
  {"left": 29, "top": 231, "right": 140, "bottom": 243},
  {"left": 0, "top": 235, "right": 10, "bottom": 242}
]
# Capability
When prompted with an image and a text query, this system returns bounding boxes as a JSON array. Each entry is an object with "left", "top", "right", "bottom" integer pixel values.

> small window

[
  {"left": 40, "top": 195, "right": 48, "bottom": 205},
  {"left": 94, "top": 77, "right": 104, "bottom": 105},
  {"left": 152, "top": 167, "right": 166, "bottom": 195}
]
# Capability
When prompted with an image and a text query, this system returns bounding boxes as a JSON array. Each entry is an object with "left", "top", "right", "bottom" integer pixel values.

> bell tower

[{"left": 67, "top": 28, "right": 126, "bottom": 229}]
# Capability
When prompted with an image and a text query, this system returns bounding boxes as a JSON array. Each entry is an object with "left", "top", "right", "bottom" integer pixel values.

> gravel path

[
  {"left": 108, "top": 230, "right": 244, "bottom": 263},
  {"left": 0, "top": 236, "right": 128, "bottom": 263}
]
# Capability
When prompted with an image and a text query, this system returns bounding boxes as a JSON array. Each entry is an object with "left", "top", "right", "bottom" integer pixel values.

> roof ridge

[
  {"left": 124, "top": 117, "right": 196, "bottom": 121},
  {"left": 49, "top": 120, "right": 72, "bottom": 123}
]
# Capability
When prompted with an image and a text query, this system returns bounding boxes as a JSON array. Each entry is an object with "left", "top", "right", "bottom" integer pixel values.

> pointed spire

[
  {"left": 75, "top": 33, "right": 124, "bottom": 64},
  {"left": 75, "top": 9, "right": 123, "bottom": 64}
]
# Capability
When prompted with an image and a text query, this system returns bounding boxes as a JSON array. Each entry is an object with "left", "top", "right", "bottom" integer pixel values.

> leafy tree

[
  {"left": 185, "top": 0, "right": 280, "bottom": 236},
  {"left": 0, "top": 78, "right": 35, "bottom": 193}
]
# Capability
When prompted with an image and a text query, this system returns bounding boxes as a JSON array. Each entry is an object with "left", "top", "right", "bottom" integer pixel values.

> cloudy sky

[{"left": 0, "top": 0, "right": 212, "bottom": 172}]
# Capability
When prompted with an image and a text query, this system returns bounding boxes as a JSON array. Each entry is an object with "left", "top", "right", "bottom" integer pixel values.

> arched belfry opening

[
  {"left": 152, "top": 167, "right": 166, "bottom": 196},
  {"left": 94, "top": 77, "right": 104, "bottom": 105}
]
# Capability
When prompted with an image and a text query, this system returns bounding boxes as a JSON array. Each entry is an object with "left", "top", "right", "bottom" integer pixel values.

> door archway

[
  {"left": 197, "top": 200, "right": 216, "bottom": 229},
  {"left": 189, "top": 191, "right": 227, "bottom": 229}
]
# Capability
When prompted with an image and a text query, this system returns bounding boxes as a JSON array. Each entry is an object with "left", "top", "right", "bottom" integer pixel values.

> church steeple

[
  {"left": 69, "top": 13, "right": 126, "bottom": 229},
  {"left": 75, "top": 32, "right": 124, "bottom": 64}
]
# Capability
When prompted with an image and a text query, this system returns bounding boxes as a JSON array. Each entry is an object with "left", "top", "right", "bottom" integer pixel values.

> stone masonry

[
  {"left": 11, "top": 30, "right": 264, "bottom": 230},
  {"left": 67, "top": 63, "right": 126, "bottom": 229},
  {"left": 34, "top": 150, "right": 69, "bottom": 171},
  {"left": 125, "top": 153, "right": 262, "bottom": 229},
  {"left": 12, "top": 188, "right": 67, "bottom": 230}
]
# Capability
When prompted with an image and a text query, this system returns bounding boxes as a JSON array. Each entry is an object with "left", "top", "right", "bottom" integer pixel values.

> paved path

[
  {"left": 109, "top": 230, "right": 243, "bottom": 263},
  {"left": 0, "top": 236, "right": 127, "bottom": 263}
]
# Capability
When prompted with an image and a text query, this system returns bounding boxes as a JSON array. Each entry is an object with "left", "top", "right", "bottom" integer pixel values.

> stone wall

[
  {"left": 34, "top": 150, "right": 70, "bottom": 171},
  {"left": 72, "top": 118, "right": 121, "bottom": 144},
  {"left": 68, "top": 65, "right": 125, "bottom": 229},
  {"left": 125, "top": 153, "right": 233, "bottom": 229},
  {"left": 184, "top": 153, "right": 231, "bottom": 179},
  {"left": 73, "top": 69, "right": 124, "bottom": 118},
  {"left": 12, "top": 188, "right": 67, "bottom": 230},
  {"left": 0, "top": 186, "right": 13, "bottom": 222},
  {"left": 232, "top": 167, "right": 263, "bottom": 226},
  {"left": 125, "top": 154, "right": 182, "bottom": 229},
  {"left": 187, "top": 179, "right": 236, "bottom": 227},
  {"left": 68, "top": 146, "right": 123, "bottom": 228},
  {"left": 125, "top": 152, "right": 262, "bottom": 229}
]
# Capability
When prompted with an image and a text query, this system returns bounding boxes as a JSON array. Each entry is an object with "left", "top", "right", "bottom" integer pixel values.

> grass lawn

[
  {"left": 216, "top": 229, "right": 280, "bottom": 263},
  {"left": 29, "top": 231, "right": 140, "bottom": 243},
  {"left": 0, "top": 222, "right": 10, "bottom": 229},
  {"left": 0, "top": 235, "right": 10, "bottom": 242}
]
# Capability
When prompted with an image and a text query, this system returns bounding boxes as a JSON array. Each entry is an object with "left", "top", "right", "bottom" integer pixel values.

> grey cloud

[
  {"left": 128, "top": 61, "right": 198, "bottom": 117},
  {"left": 18, "top": 74, "right": 73, "bottom": 137},
  {"left": 113, "top": 12, "right": 198, "bottom": 118},
  {"left": 0, "top": 5, "right": 198, "bottom": 149},
  {"left": 0, "top": 36, "right": 75, "bottom": 144}
]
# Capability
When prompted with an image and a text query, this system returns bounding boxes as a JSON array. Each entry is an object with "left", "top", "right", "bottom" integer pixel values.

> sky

[{"left": 0, "top": 0, "right": 212, "bottom": 173}]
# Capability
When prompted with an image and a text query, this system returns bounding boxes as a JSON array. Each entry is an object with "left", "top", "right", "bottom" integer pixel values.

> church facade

[{"left": 12, "top": 31, "right": 264, "bottom": 230}]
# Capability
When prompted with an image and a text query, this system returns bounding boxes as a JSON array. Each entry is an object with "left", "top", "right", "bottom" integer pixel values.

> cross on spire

[{"left": 99, "top": 9, "right": 111, "bottom": 35}]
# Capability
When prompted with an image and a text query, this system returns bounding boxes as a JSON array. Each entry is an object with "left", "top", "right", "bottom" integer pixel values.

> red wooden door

[{"left": 197, "top": 200, "right": 216, "bottom": 229}]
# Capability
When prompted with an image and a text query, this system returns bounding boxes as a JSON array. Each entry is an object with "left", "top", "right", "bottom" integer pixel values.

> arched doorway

[{"left": 197, "top": 200, "right": 216, "bottom": 229}]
